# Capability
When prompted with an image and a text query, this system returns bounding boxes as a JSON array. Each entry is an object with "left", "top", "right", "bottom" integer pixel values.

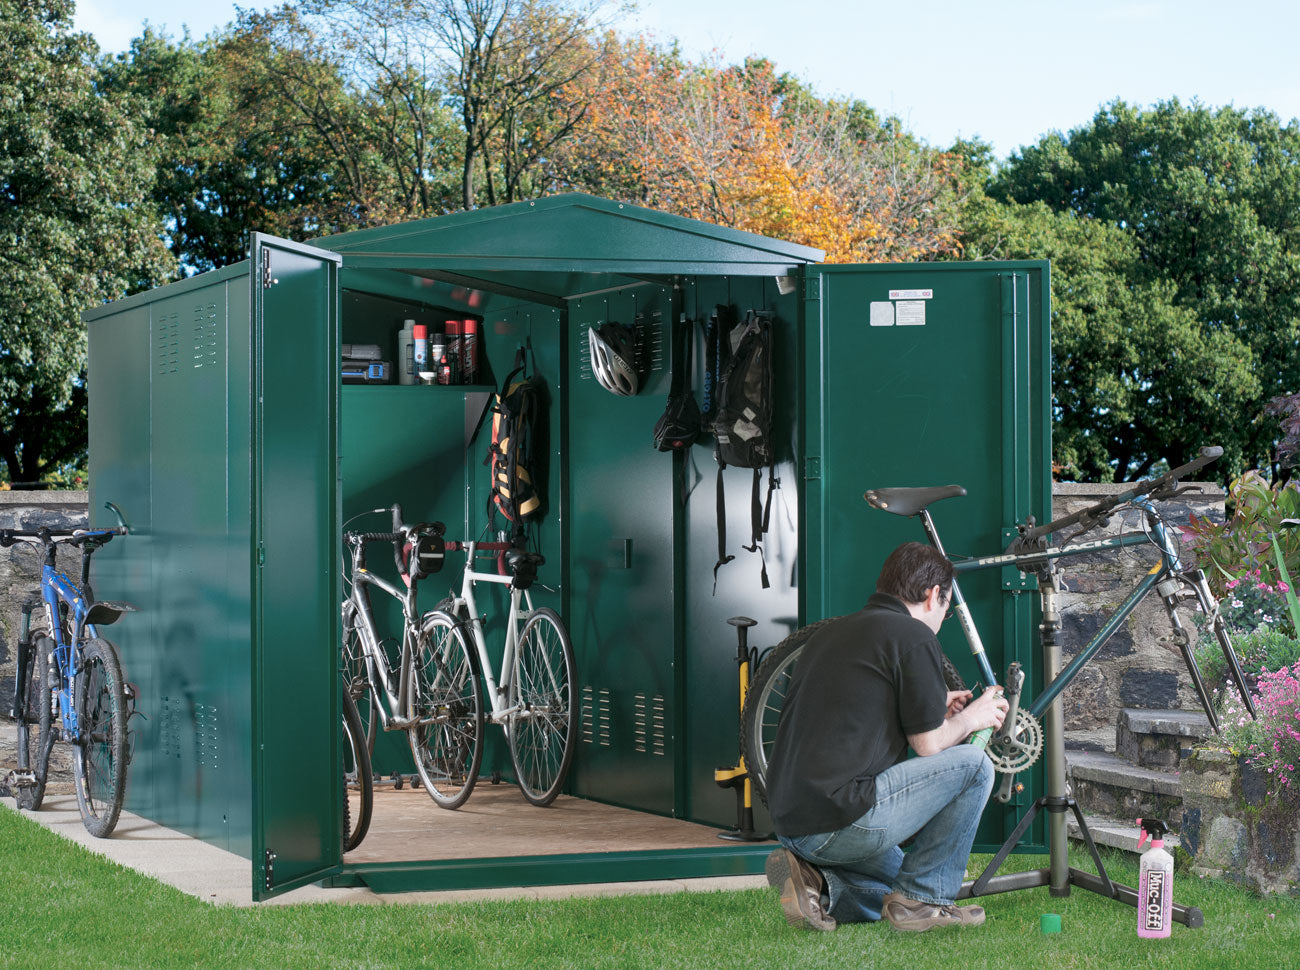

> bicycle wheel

[
  {"left": 341, "top": 605, "right": 377, "bottom": 757},
  {"left": 507, "top": 608, "right": 576, "bottom": 807},
  {"left": 341, "top": 688, "right": 373, "bottom": 852},
  {"left": 15, "top": 635, "right": 54, "bottom": 811},
  {"left": 72, "top": 638, "right": 128, "bottom": 837},
  {"left": 407, "top": 611, "right": 483, "bottom": 809},
  {"left": 740, "top": 617, "right": 965, "bottom": 803}
]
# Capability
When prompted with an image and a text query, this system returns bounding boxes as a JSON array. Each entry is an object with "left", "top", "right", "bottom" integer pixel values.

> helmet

[{"left": 587, "top": 323, "right": 639, "bottom": 396}]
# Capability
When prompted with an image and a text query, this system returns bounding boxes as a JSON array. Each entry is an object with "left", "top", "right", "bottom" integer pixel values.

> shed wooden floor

[{"left": 344, "top": 785, "right": 751, "bottom": 864}]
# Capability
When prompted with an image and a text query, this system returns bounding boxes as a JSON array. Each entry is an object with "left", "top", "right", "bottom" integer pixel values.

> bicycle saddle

[
  {"left": 863, "top": 485, "right": 967, "bottom": 516},
  {"left": 80, "top": 600, "right": 138, "bottom": 628}
]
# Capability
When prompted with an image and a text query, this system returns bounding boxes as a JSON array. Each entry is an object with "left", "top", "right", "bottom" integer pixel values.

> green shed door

[
  {"left": 249, "top": 233, "right": 343, "bottom": 900},
  {"left": 800, "top": 262, "right": 1051, "bottom": 852}
]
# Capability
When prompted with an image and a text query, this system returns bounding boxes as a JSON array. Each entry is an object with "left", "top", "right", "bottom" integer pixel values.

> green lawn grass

[{"left": 0, "top": 806, "right": 1295, "bottom": 970}]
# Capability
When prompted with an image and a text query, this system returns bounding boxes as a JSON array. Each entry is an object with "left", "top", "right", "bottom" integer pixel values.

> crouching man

[{"left": 765, "top": 541, "right": 1008, "bottom": 932}]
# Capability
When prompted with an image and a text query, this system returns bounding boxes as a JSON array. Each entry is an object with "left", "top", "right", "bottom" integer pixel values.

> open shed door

[
  {"left": 249, "top": 233, "right": 342, "bottom": 899},
  {"left": 800, "top": 261, "right": 1051, "bottom": 852}
]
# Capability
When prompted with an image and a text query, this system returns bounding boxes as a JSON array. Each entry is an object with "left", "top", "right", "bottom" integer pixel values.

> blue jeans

[{"left": 779, "top": 744, "right": 994, "bottom": 923}]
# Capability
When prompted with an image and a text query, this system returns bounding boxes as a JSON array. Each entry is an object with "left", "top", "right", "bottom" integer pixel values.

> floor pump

[{"left": 715, "top": 616, "right": 770, "bottom": 843}]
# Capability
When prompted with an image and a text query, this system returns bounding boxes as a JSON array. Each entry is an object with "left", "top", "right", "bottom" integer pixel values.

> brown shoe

[
  {"left": 882, "top": 892, "right": 985, "bottom": 931},
  {"left": 778, "top": 849, "right": 836, "bottom": 932}
]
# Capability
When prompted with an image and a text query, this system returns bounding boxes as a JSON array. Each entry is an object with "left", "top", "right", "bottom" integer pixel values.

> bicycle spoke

[
  {"left": 407, "top": 612, "right": 483, "bottom": 809},
  {"left": 508, "top": 609, "right": 575, "bottom": 806}
]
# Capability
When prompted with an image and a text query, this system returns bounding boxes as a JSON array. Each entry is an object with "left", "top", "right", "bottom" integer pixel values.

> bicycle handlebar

[
  {"left": 444, "top": 540, "right": 514, "bottom": 552},
  {"left": 1015, "top": 446, "right": 1223, "bottom": 543},
  {"left": 348, "top": 532, "right": 405, "bottom": 544},
  {"left": 0, "top": 527, "right": 126, "bottom": 548}
]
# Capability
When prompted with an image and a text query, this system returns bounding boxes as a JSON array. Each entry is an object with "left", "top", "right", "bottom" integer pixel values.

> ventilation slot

[
  {"left": 155, "top": 313, "right": 181, "bottom": 376},
  {"left": 196, "top": 703, "right": 220, "bottom": 770},
  {"left": 192, "top": 303, "right": 220, "bottom": 370},
  {"left": 580, "top": 686, "right": 612, "bottom": 746}
]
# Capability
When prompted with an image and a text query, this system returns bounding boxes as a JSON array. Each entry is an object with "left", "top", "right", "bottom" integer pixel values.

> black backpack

[
  {"left": 711, "top": 308, "right": 778, "bottom": 590},
  {"left": 486, "top": 348, "right": 546, "bottom": 529}
]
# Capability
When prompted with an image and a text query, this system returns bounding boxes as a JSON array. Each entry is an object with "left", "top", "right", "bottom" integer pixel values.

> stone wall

[
  {"left": 1181, "top": 747, "right": 1300, "bottom": 895},
  {"left": 1051, "top": 482, "right": 1226, "bottom": 751},
  {"left": 0, "top": 491, "right": 89, "bottom": 793}
]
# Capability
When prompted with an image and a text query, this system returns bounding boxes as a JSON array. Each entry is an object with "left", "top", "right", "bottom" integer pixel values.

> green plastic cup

[{"left": 1040, "top": 913, "right": 1062, "bottom": 934}]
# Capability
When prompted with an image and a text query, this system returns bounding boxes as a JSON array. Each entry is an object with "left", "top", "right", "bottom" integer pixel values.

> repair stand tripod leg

[{"left": 957, "top": 582, "right": 1203, "bottom": 928}]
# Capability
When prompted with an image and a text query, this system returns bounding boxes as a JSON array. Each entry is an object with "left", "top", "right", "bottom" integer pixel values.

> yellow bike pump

[{"left": 715, "top": 616, "right": 768, "bottom": 842}]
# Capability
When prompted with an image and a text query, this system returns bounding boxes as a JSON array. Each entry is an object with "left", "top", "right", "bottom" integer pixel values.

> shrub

[
  {"left": 1217, "top": 661, "right": 1300, "bottom": 815},
  {"left": 1195, "top": 625, "right": 1300, "bottom": 702},
  {"left": 1186, "top": 471, "right": 1300, "bottom": 600}
]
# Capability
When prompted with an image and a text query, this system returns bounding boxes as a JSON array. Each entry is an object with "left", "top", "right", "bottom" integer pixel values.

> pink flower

[
  {"left": 1278, "top": 581, "right": 1290, "bottom": 593},
  {"left": 1227, "top": 579, "right": 1240, "bottom": 589},
  {"left": 1257, "top": 582, "right": 1271, "bottom": 591}
]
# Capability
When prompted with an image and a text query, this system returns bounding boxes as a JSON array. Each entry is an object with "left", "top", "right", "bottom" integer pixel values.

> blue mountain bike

[{"left": 5, "top": 524, "right": 135, "bottom": 837}]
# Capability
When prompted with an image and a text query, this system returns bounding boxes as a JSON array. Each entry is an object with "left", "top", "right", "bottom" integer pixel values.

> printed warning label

[
  {"left": 888, "top": 288, "right": 934, "bottom": 300},
  {"left": 896, "top": 301, "right": 927, "bottom": 326}
]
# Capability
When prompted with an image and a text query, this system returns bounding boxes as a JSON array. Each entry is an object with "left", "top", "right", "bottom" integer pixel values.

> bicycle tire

[
  {"left": 341, "top": 688, "right": 373, "bottom": 852},
  {"left": 407, "top": 610, "right": 484, "bottom": 810},
  {"left": 507, "top": 607, "right": 577, "bottom": 807},
  {"left": 740, "top": 617, "right": 966, "bottom": 804},
  {"left": 15, "top": 635, "right": 54, "bottom": 811},
  {"left": 341, "top": 604, "right": 377, "bottom": 757},
  {"left": 72, "top": 638, "right": 128, "bottom": 838}
]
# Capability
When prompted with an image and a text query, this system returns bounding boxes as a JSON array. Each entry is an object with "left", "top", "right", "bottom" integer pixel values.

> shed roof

[{"left": 320, "top": 193, "right": 824, "bottom": 304}]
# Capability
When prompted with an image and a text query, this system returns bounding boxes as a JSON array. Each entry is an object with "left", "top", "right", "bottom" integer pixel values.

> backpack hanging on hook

[
  {"left": 485, "top": 343, "right": 546, "bottom": 537},
  {"left": 711, "top": 308, "right": 778, "bottom": 593}
]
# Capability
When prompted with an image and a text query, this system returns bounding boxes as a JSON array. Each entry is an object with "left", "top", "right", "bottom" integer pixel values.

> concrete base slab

[{"left": 2, "top": 794, "right": 766, "bottom": 908}]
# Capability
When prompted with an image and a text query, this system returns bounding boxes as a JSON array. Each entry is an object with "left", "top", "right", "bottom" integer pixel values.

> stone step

[
  {"left": 1066, "top": 813, "right": 1182, "bottom": 855},
  {"left": 1066, "top": 750, "right": 1185, "bottom": 831},
  {"left": 1116, "top": 708, "right": 1212, "bottom": 771}
]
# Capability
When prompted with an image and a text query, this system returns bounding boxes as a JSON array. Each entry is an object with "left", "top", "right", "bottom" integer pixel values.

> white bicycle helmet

[{"left": 587, "top": 322, "right": 639, "bottom": 396}]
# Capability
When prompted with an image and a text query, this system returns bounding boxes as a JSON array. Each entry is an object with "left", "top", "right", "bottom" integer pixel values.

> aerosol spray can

[
  {"left": 1137, "top": 818, "right": 1173, "bottom": 938},
  {"left": 413, "top": 324, "right": 429, "bottom": 380},
  {"left": 445, "top": 319, "right": 462, "bottom": 383},
  {"left": 461, "top": 319, "right": 479, "bottom": 384},
  {"left": 430, "top": 331, "right": 447, "bottom": 385}
]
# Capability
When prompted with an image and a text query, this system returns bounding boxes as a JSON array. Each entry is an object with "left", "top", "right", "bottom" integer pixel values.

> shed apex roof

[{"left": 317, "top": 193, "right": 825, "bottom": 266}]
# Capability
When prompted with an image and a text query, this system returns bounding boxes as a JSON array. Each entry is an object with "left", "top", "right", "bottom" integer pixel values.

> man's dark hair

[{"left": 876, "top": 541, "right": 954, "bottom": 605}]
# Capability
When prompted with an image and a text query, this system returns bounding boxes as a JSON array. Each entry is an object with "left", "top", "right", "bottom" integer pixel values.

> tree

[
  {"left": 0, "top": 0, "right": 173, "bottom": 484},
  {"left": 989, "top": 99, "right": 1300, "bottom": 479},
  {"left": 549, "top": 39, "right": 964, "bottom": 262}
]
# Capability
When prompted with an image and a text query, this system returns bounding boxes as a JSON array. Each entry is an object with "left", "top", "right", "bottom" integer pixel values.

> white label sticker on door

[
  {"left": 896, "top": 301, "right": 926, "bottom": 326},
  {"left": 870, "top": 301, "right": 895, "bottom": 327},
  {"left": 888, "top": 289, "right": 934, "bottom": 300}
]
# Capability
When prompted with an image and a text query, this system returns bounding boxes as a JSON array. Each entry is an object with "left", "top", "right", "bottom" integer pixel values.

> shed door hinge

[
  {"left": 802, "top": 273, "right": 821, "bottom": 302},
  {"left": 261, "top": 249, "right": 279, "bottom": 290},
  {"left": 803, "top": 457, "right": 822, "bottom": 481},
  {"left": 264, "top": 848, "right": 277, "bottom": 890},
  {"left": 257, "top": 542, "right": 266, "bottom": 567}
]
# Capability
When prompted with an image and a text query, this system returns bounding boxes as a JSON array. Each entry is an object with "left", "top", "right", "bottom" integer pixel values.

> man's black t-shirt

[{"left": 765, "top": 593, "right": 948, "bottom": 837}]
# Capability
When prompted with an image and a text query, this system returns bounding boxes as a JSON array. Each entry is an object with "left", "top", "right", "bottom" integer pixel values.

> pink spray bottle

[{"left": 1136, "top": 817, "right": 1173, "bottom": 938}]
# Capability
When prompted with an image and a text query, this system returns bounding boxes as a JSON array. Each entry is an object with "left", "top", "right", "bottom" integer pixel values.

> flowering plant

[
  {"left": 1218, "top": 572, "right": 1296, "bottom": 637},
  {"left": 1217, "top": 660, "right": 1300, "bottom": 813}
]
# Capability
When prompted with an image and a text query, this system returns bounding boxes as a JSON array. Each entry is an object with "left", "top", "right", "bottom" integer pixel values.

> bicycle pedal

[{"left": 5, "top": 769, "right": 37, "bottom": 790}]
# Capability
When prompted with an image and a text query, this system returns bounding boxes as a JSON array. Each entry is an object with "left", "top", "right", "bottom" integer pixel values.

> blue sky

[{"left": 75, "top": 0, "right": 1300, "bottom": 160}]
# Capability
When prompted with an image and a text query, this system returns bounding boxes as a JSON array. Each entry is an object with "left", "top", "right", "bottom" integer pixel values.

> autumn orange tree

[{"left": 549, "top": 38, "right": 963, "bottom": 262}]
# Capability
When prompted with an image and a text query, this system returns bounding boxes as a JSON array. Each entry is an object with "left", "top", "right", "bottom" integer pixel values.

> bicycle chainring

[{"left": 986, "top": 710, "right": 1044, "bottom": 773}]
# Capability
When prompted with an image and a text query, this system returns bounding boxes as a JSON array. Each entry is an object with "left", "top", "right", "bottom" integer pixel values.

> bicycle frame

[
  {"left": 927, "top": 498, "right": 1197, "bottom": 722},
  {"left": 443, "top": 541, "right": 535, "bottom": 726},
  {"left": 345, "top": 545, "right": 430, "bottom": 732}
]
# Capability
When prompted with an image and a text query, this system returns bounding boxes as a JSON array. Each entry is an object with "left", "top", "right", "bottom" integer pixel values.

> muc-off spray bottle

[{"left": 1137, "top": 818, "right": 1173, "bottom": 938}]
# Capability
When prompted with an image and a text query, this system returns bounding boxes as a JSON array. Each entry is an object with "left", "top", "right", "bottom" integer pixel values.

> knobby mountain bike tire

[
  {"left": 508, "top": 608, "right": 576, "bottom": 807},
  {"left": 73, "top": 638, "right": 128, "bottom": 838},
  {"left": 16, "top": 634, "right": 54, "bottom": 812},
  {"left": 408, "top": 610, "right": 484, "bottom": 810},
  {"left": 740, "top": 617, "right": 966, "bottom": 804},
  {"left": 341, "top": 688, "right": 373, "bottom": 852}
]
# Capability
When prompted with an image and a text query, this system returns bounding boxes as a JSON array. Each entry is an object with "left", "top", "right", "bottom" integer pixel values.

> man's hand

[
  {"left": 962, "top": 687, "right": 1009, "bottom": 733},
  {"left": 945, "top": 690, "right": 972, "bottom": 719}
]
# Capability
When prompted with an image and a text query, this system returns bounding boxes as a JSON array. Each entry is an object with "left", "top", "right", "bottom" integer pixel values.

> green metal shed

[{"left": 85, "top": 194, "right": 1051, "bottom": 899}]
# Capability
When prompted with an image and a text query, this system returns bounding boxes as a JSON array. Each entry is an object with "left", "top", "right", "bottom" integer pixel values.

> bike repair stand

[
  {"left": 715, "top": 616, "right": 771, "bottom": 843},
  {"left": 958, "top": 577, "right": 1204, "bottom": 928}
]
